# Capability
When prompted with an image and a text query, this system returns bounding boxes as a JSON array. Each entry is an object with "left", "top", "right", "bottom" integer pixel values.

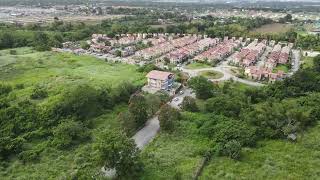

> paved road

[
  {"left": 132, "top": 116, "right": 160, "bottom": 149},
  {"left": 182, "top": 66, "right": 265, "bottom": 87},
  {"left": 168, "top": 88, "right": 195, "bottom": 109},
  {"left": 132, "top": 87, "right": 194, "bottom": 149},
  {"left": 291, "top": 50, "right": 301, "bottom": 73}
]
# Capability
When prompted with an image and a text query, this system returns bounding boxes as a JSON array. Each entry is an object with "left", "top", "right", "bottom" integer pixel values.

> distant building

[{"left": 146, "top": 70, "right": 174, "bottom": 90}]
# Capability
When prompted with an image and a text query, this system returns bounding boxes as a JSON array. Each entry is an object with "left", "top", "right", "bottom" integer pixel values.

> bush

[
  {"left": 9, "top": 49, "right": 17, "bottom": 55},
  {"left": 199, "top": 115, "right": 256, "bottom": 147},
  {"left": 52, "top": 119, "right": 90, "bottom": 149},
  {"left": 94, "top": 129, "right": 143, "bottom": 179},
  {"left": 181, "top": 96, "right": 198, "bottom": 112},
  {"left": 159, "top": 104, "right": 181, "bottom": 132},
  {"left": 0, "top": 82, "right": 12, "bottom": 96},
  {"left": 188, "top": 76, "right": 217, "bottom": 100},
  {"left": 224, "top": 140, "right": 241, "bottom": 159},
  {"left": 48, "top": 85, "right": 103, "bottom": 120},
  {"left": 30, "top": 86, "right": 48, "bottom": 99},
  {"left": 14, "top": 83, "right": 24, "bottom": 90}
]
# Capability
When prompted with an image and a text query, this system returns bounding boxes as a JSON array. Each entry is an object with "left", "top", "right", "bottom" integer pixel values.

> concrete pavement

[
  {"left": 132, "top": 87, "right": 194, "bottom": 149},
  {"left": 182, "top": 66, "right": 265, "bottom": 87},
  {"left": 132, "top": 116, "right": 160, "bottom": 149}
]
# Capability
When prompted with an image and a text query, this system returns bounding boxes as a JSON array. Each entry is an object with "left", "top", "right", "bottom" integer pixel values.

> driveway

[{"left": 168, "top": 88, "right": 196, "bottom": 109}]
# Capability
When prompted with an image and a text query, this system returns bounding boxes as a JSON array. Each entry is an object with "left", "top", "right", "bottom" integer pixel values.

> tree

[
  {"left": 118, "top": 110, "right": 136, "bottom": 135},
  {"left": 205, "top": 95, "right": 246, "bottom": 117},
  {"left": 52, "top": 119, "right": 90, "bottom": 149},
  {"left": 159, "top": 104, "right": 181, "bottom": 132},
  {"left": 181, "top": 96, "right": 198, "bottom": 112},
  {"left": 94, "top": 129, "right": 143, "bottom": 179},
  {"left": 128, "top": 94, "right": 148, "bottom": 128},
  {"left": 224, "top": 140, "right": 241, "bottom": 159},
  {"left": 33, "top": 32, "right": 51, "bottom": 51},
  {"left": 188, "top": 76, "right": 216, "bottom": 99},
  {"left": 314, "top": 55, "right": 320, "bottom": 72}
]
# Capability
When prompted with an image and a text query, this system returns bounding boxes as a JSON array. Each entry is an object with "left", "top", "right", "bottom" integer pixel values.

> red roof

[{"left": 146, "top": 70, "right": 174, "bottom": 80}]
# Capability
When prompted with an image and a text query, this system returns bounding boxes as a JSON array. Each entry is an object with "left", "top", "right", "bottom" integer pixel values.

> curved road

[{"left": 182, "top": 66, "right": 265, "bottom": 87}]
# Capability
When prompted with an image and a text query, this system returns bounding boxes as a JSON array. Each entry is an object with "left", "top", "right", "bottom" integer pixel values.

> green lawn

[
  {"left": 199, "top": 70, "right": 224, "bottom": 79},
  {"left": 273, "top": 64, "right": 290, "bottom": 73},
  {"left": 200, "top": 123, "right": 320, "bottom": 179},
  {"left": 302, "top": 56, "right": 314, "bottom": 69},
  {"left": 185, "top": 63, "right": 211, "bottom": 69}
]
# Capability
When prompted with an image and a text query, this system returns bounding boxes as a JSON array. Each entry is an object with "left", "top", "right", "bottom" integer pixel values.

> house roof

[{"left": 146, "top": 70, "right": 174, "bottom": 80}]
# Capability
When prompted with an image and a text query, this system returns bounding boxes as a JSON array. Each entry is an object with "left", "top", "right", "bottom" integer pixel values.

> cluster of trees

[
  {"left": 296, "top": 34, "right": 320, "bottom": 51},
  {"left": 184, "top": 56, "right": 320, "bottom": 159},
  {"left": 0, "top": 81, "right": 139, "bottom": 165},
  {"left": 0, "top": 14, "right": 276, "bottom": 52},
  {"left": 118, "top": 92, "right": 169, "bottom": 135}
]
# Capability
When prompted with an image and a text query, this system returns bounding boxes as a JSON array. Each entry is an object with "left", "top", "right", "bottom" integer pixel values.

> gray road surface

[
  {"left": 182, "top": 66, "right": 265, "bottom": 87},
  {"left": 132, "top": 116, "right": 160, "bottom": 149}
]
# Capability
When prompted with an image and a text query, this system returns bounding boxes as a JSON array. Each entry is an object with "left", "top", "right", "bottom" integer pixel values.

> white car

[{"left": 173, "top": 97, "right": 179, "bottom": 102}]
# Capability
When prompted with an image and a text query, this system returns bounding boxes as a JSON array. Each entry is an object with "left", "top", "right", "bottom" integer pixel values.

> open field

[
  {"left": 251, "top": 23, "right": 293, "bottom": 34},
  {"left": 200, "top": 123, "right": 320, "bottom": 179},
  {"left": 199, "top": 70, "right": 224, "bottom": 79},
  {"left": 0, "top": 14, "right": 126, "bottom": 25},
  {"left": 0, "top": 47, "right": 145, "bottom": 89}
]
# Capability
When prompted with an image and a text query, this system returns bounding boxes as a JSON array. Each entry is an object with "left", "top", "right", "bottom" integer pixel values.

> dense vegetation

[
  {"left": 141, "top": 55, "right": 320, "bottom": 179},
  {"left": 0, "top": 48, "right": 150, "bottom": 178}
]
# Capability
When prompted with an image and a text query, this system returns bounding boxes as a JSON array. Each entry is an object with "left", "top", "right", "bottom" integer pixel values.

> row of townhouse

[
  {"left": 265, "top": 44, "right": 292, "bottom": 69},
  {"left": 230, "top": 39, "right": 267, "bottom": 67},
  {"left": 244, "top": 66, "right": 285, "bottom": 83},
  {"left": 194, "top": 37, "right": 241, "bottom": 62},
  {"left": 135, "top": 36, "right": 199, "bottom": 60},
  {"left": 164, "top": 38, "right": 218, "bottom": 64}
]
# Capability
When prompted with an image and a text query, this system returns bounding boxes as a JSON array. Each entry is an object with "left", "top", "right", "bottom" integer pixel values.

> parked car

[{"left": 173, "top": 97, "right": 179, "bottom": 102}]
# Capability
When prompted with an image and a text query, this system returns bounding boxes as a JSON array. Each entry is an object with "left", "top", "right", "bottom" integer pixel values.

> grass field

[
  {"left": 200, "top": 123, "right": 320, "bottom": 179},
  {"left": 0, "top": 47, "right": 145, "bottom": 103},
  {"left": 251, "top": 23, "right": 293, "bottom": 34},
  {"left": 185, "top": 63, "right": 211, "bottom": 69},
  {"left": 0, "top": 47, "right": 146, "bottom": 179},
  {"left": 199, "top": 70, "right": 224, "bottom": 79}
]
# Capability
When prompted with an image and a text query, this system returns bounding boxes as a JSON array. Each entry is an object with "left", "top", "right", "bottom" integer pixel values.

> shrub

[
  {"left": 52, "top": 119, "right": 90, "bottom": 149},
  {"left": 159, "top": 104, "right": 181, "bottom": 132},
  {"left": 224, "top": 140, "right": 242, "bottom": 159},
  {"left": 9, "top": 49, "right": 17, "bottom": 55},
  {"left": 181, "top": 96, "right": 198, "bottom": 112},
  {"left": 30, "top": 86, "right": 48, "bottom": 99},
  {"left": 0, "top": 82, "right": 12, "bottom": 96}
]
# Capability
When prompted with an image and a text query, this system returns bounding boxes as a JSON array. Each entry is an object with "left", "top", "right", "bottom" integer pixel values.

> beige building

[{"left": 146, "top": 70, "right": 174, "bottom": 90}]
